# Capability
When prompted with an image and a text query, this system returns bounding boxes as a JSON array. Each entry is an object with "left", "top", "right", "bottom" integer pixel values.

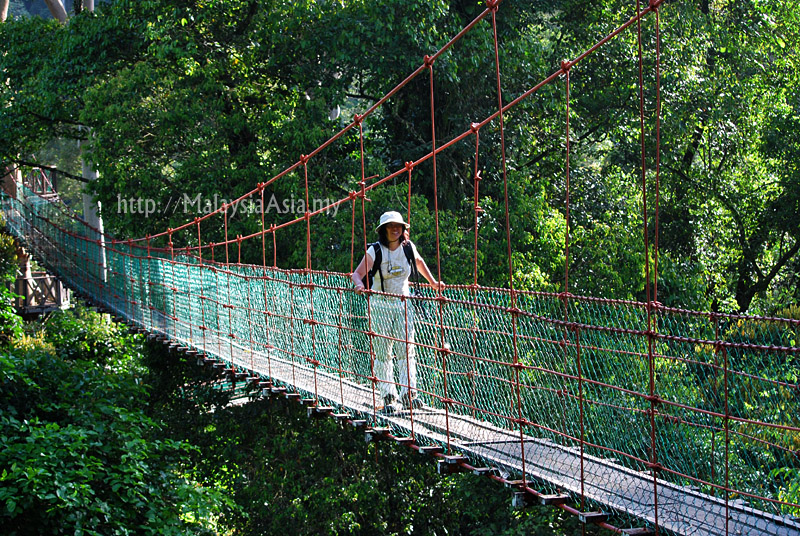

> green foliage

[
  {"left": 770, "top": 467, "right": 800, "bottom": 517},
  {"left": 0, "top": 306, "right": 228, "bottom": 535},
  {"left": 37, "top": 305, "right": 144, "bottom": 370},
  {"left": 0, "top": 220, "right": 22, "bottom": 343}
]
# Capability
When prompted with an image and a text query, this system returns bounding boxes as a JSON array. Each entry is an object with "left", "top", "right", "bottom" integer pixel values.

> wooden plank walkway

[{"left": 147, "top": 314, "right": 800, "bottom": 536}]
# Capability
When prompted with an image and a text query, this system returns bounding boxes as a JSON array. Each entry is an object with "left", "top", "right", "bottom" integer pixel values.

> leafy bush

[
  {"left": 38, "top": 305, "right": 146, "bottom": 373},
  {"left": 0, "top": 222, "right": 22, "bottom": 343},
  {"left": 0, "top": 307, "right": 228, "bottom": 535}
]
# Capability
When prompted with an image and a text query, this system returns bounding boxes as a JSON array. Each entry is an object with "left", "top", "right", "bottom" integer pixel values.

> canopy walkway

[{"left": 3, "top": 0, "right": 800, "bottom": 534}]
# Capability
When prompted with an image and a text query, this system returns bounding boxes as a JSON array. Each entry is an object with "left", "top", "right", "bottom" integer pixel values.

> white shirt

[{"left": 366, "top": 242, "right": 421, "bottom": 296}]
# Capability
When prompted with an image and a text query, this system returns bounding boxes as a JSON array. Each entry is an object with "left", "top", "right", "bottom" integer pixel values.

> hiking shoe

[
  {"left": 400, "top": 393, "right": 423, "bottom": 410},
  {"left": 380, "top": 395, "right": 399, "bottom": 415}
]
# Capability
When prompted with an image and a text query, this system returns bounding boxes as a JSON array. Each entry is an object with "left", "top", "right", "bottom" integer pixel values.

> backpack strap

[
  {"left": 365, "top": 242, "right": 384, "bottom": 292},
  {"left": 402, "top": 241, "right": 419, "bottom": 279},
  {"left": 403, "top": 241, "right": 421, "bottom": 294}
]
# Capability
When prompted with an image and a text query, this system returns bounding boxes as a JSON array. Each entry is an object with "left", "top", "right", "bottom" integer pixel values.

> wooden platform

[{"left": 12, "top": 269, "right": 69, "bottom": 316}]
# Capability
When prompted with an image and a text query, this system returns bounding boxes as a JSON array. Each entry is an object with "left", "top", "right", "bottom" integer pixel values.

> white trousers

[{"left": 369, "top": 296, "right": 416, "bottom": 400}]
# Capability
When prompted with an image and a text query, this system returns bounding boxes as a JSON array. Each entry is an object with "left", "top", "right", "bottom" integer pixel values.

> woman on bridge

[{"left": 351, "top": 211, "right": 445, "bottom": 415}]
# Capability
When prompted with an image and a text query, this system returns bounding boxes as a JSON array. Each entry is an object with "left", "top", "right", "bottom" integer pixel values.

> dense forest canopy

[{"left": 0, "top": 0, "right": 798, "bottom": 315}]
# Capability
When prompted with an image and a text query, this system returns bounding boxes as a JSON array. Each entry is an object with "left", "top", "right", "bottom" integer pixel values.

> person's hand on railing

[{"left": 429, "top": 280, "right": 446, "bottom": 293}]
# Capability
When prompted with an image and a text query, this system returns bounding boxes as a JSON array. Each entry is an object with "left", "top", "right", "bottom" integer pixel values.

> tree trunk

[
  {"left": 58, "top": 0, "right": 105, "bottom": 282},
  {"left": 43, "top": 0, "right": 68, "bottom": 23},
  {"left": 80, "top": 138, "right": 107, "bottom": 283}
]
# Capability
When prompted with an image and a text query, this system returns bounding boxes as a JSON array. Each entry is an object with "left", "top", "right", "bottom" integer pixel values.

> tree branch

[
  {"left": 664, "top": 162, "right": 749, "bottom": 251},
  {"left": 23, "top": 110, "right": 89, "bottom": 135},
  {"left": 749, "top": 237, "right": 800, "bottom": 298},
  {"left": 519, "top": 118, "right": 610, "bottom": 170},
  {"left": 43, "top": 0, "right": 68, "bottom": 23},
  {"left": 345, "top": 92, "right": 381, "bottom": 103},
  {"left": 11, "top": 160, "right": 89, "bottom": 183}
]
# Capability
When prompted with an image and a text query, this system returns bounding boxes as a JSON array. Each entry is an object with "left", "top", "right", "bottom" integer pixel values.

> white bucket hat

[{"left": 375, "top": 211, "right": 410, "bottom": 233}]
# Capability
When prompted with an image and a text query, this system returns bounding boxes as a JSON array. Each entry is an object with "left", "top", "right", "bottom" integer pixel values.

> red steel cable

[
  {"left": 654, "top": 4, "right": 662, "bottom": 305},
  {"left": 302, "top": 156, "right": 312, "bottom": 271},
  {"left": 490, "top": 2, "right": 530, "bottom": 490},
  {"left": 636, "top": 0, "right": 660, "bottom": 531},
  {"left": 472, "top": 124, "right": 481, "bottom": 287},
  {"left": 426, "top": 56, "right": 452, "bottom": 452}
]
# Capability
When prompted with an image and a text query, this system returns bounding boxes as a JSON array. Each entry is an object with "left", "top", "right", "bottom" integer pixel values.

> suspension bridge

[{"left": 3, "top": 0, "right": 800, "bottom": 534}]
